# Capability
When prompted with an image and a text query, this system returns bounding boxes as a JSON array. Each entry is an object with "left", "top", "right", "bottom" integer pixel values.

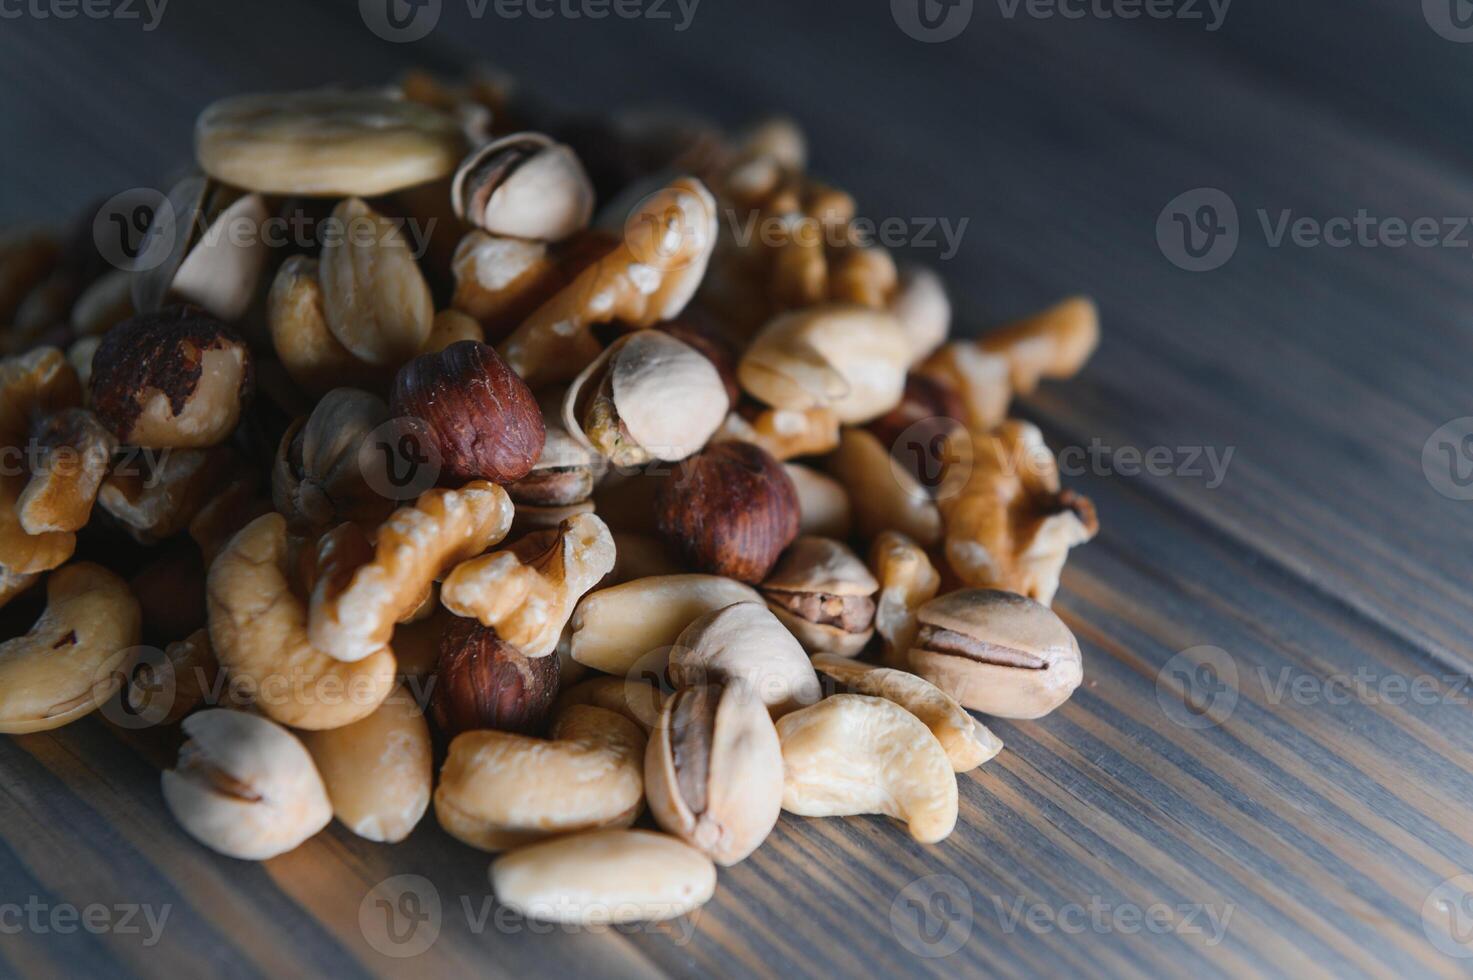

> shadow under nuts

[{"left": 430, "top": 617, "right": 559, "bottom": 738}]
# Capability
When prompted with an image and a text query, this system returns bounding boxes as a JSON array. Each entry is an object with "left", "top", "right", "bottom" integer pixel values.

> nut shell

[
  {"left": 451, "top": 132, "right": 594, "bottom": 242},
  {"left": 760, "top": 536, "right": 878, "bottom": 657}
]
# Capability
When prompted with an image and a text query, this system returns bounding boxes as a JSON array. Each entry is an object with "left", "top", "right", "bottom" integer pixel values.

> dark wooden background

[{"left": 2, "top": 1, "right": 1472, "bottom": 977}]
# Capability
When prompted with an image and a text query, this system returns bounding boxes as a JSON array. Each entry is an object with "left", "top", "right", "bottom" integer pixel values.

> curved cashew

[
  {"left": 207, "top": 513, "right": 396, "bottom": 730},
  {"left": 776, "top": 694, "right": 957, "bottom": 844},
  {"left": 15, "top": 407, "right": 115, "bottom": 535}
]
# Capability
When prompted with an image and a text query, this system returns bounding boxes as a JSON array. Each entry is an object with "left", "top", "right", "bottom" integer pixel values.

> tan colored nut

[
  {"left": 319, "top": 197, "right": 434, "bottom": 367},
  {"left": 195, "top": 89, "right": 466, "bottom": 196},
  {"left": 938, "top": 420, "right": 1097, "bottom": 605},
  {"left": 0, "top": 563, "right": 142, "bottom": 734},
  {"left": 870, "top": 530, "right": 941, "bottom": 668},
  {"left": 760, "top": 536, "right": 877, "bottom": 657},
  {"left": 97, "top": 446, "right": 236, "bottom": 545},
  {"left": 491, "top": 829, "right": 716, "bottom": 925},
  {"left": 15, "top": 408, "right": 116, "bottom": 535},
  {"left": 824, "top": 427, "right": 941, "bottom": 547},
  {"left": 713, "top": 404, "right": 841, "bottom": 462},
  {"left": 267, "top": 256, "right": 384, "bottom": 396},
  {"left": 162, "top": 709, "right": 332, "bottom": 860},
  {"left": 567, "top": 574, "right": 761, "bottom": 676},
  {"left": 309, "top": 481, "right": 514, "bottom": 663},
  {"left": 784, "top": 464, "right": 851, "bottom": 539},
  {"left": 738, "top": 305, "right": 910, "bottom": 425},
  {"left": 441, "top": 513, "right": 615, "bottom": 658},
  {"left": 126, "top": 629, "right": 218, "bottom": 727},
  {"left": 451, "top": 132, "right": 594, "bottom": 241},
  {"left": 435, "top": 705, "right": 646, "bottom": 852},
  {"left": 450, "top": 230, "right": 555, "bottom": 327},
  {"left": 826, "top": 243, "right": 898, "bottom": 309},
  {"left": 918, "top": 341, "right": 1011, "bottom": 433},
  {"left": 506, "top": 422, "right": 601, "bottom": 508},
  {"left": 979, "top": 297, "right": 1100, "bottom": 394},
  {"left": 810, "top": 655, "right": 1001, "bottom": 772},
  {"left": 422, "top": 309, "right": 485, "bottom": 353},
  {"left": 646, "top": 682, "right": 784, "bottom": 865},
  {"left": 909, "top": 588, "right": 1083, "bottom": 719},
  {"left": 208, "top": 513, "right": 397, "bottom": 730},
  {"left": 890, "top": 264, "right": 950, "bottom": 365},
  {"left": 70, "top": 269, "right": 135, "bottom": 337},
  {"left": 563, "top": 331, "right": 729, "bottom": 466},
  {"left": 0, "top": 348, "right": 84, "bottom": 572},
  {"left": 272, "top": 388, "right": 395, "bottom": 535},
  {"left": 776, "top": 694, "right": 957, "bottom": 844},
  {"left": 669, "top": 602, "right": 821, "bottom": 718},
  {"left": 0, "top": 567, "right": 39, "bottom": 611},
  {"left": 66, "top": 337, "right": 100, "bottom": 394},
  {"left": 553, "top": 676, "right": 665, "bottom": 733},
  {"left": 90, "top": 307, "right": 252, "bottom": 449},
  {"left": 499, "top": 176, "right": 718, "bottom": 387},
  {"left": 300, "top": 685, "right": 432, "bottom": 843}
]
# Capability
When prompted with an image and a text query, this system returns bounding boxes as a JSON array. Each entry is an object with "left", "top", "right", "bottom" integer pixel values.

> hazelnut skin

[
  {"left": 391, "top": 340, "right": 546, "bottom": 486},
  {"left": 655, "top": 441, "right": 800, "bottom": 584},
  {"left": 430, "top": 617, "right": 560, "bottom": 738}
]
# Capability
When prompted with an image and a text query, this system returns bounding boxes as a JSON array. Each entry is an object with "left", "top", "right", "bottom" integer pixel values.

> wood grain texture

[{"left": 2, "top": 1, "right": 1472, "bottom": 978}]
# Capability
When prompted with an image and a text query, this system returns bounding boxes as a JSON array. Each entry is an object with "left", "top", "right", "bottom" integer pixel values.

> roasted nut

[
  {"left": 978, "top": 297, "right": 1100, "bottom": 394},
  {"left": 195, "top": 89, "right": 466, "bottom": 196},
  {"left": 568, "top": 574, "right": 762, "bottom": 675},
  {"left": 714, "top": 403, "right": 841, "bottom": 461},
  {"left": 308, "top": 481, "right": 514, "bottom": 663},
  {"left": 90, "top": 307, "right": 252, "bottom": 449},
  {"left": 441, "top": 513, "right": 615, "bottom": 657},
  {"left": 208, "top": 513, "right": 397, "bottom": 730},
  {"left": 66, "top": 336, "right": 100, "bottom": 393},
  {"left": 451, "top": 132, "right": 594, "bottom": 241},
  {"left": 909, "top": 588, "right": 1083, "bottom": 719},
  {"left": 15, "top": 408, "right": 116, "bottom": 535},
  {"left": 869, "top": 531, "right": 941, "bottom": 668},
  {"left": 267, "top": 256, "right": 384, "bottom": 396},
  {"left": 162, "top": 710, "right": 332, "bottom": 861},
  {"left": 434, "top": 705, "right": 646, "bottom": 852},
  {"left": 824, "top": 427, "right": 940, "bottom": 547},
  {"left": 918, "top": 341, "right": 1010, "bottom": 434},
  {"left": 938, "top": 420, "right": 1097, "bottom": 604},
  {"left": 430, "top": 617, "right": 560, "bottom": 737},
  {"left": 320, "top": 197, "right": 435, "bottom": 367},
  {"left": 760, "top": 536, "right": 878, "bottom": 657},
  {"left": 738, "top": 305, "right": 910, "bottom": 424},
  {"left": 783, "top": 464, "right": 851, "bottom": 540},
  {"left": 97, "top": 446, "right": 236, "bottom": 545},
  {"left": 422, "top": 309, "right": 485, "bottom": 353},
  {"left": 0, "top": 563, "right": 142, "bottom": 734},
  {"left": 490, "top": 829, "right": 717, "bottom": 925},
  {"left": 669, "top": 602, "right": 821, "bottom": 718},
  {"left": 645, "top": 682, "right": 783, "bottom": 865},
  {"left": 890, "top": 265, "right": 950, "bottom": 365},
  {"left": 391, "top": 341, "right": 546, "bottom": 485},
  {"left": 506, "top": 422, "right": 600, "bottom": 508},
  {"left": 125, "top": 629, "right": 218, "bottom": 726},
  {"left": 450, "top": 231, "right": 556, "bottom": 329},
  {"left": 300, "top": 685, "right": 433, "bottom": 844},
  {"left": 657, "top": 314, "right": 742, "bottom": 406},
  {"left": 0, "top": 567, "right": 40, "bottom": 612},
  {"left": 776, "top": 694, "right": 957, "bottom": 844},
  {"left": 562, "top": 331, "right": 729, "bottom": 466},
  {"left": 654, "top": 441, "right": 799, "bottom": 584},
  {"left": 273, "top": 388, "right": 396, "bottom": 535},
  {"left": 810, "top": 655, "right": 1001, "bottom": 772}
]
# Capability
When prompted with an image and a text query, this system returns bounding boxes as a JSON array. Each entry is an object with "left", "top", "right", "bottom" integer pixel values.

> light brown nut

[
  {"left": 918, "top": 341, "right": 1011, "bottom": 433},
  {"left": 450, "top": 231, "right": 554, "bottom": 326},
  {"left": 422, "top": 310, "right": 485, "bottom": 353},
  {"left": 451, "top": 132, "right": 594, "bottom": 241},
  {"left": 162, "top": 710, "right": 332, "bottom": 861},
  {"left": 309, "top": 481, "right": 514, "bottom": 663},
  {"left": 783, "top": 464, "right": 851, "bottom": 539},
  {"left": 0, "top": 567, "right": 39, "bottom": 611},
  {"left": 776, "top": 694, "right": 957, "bottom": 844},
  {"left": 90, "top": 307, "right": 252, "bottom": 450},
  {"left": 15, "top": 408, "right": 116, "bottom": 535},
  {"left": 434, "top": 705, "right": 646, "bottom": 852},
  {"left": 273, "top": 388, "right": 395, "bottom": 535},
  {"left": 0, "top": 563, "right": 142, "bottom": 734},
  {"left": 207, "top": 513, "right": 397, "bottom": 730},
  {"left": 506, "top": 422, "right": 601, "bottom": 509},
  {"left": 938, "top": 421, "right": 1097, "bottom": 605},
  {"left": 646, "top": 683, "right": 783, "bottom": 865},
  {"left": 909, "top": 588, "right": 1083, "bottom": 719},
  {"left": 319, "top": 197, "right": 434, "bottom": 367},
  {"left": 490, "top": 829, "right": 716, "bottom": 925},
  {"left": 823, "top": 427, "right": 940, "bottom": 547},
  {"left": 66, "top": 337, "right": 100, "bottom": 393},
  {"left": 669, "top": 602, "right": 821, "bottom": 718},
  {"left": 267, "top": 257, "right": 384, "bottom": 396},
  {"left": 499, "top": 177, "right": 718, "bottom": 387},
  {"left": 738, "top": 305, "right": 910, "bottom": 425},
  {"left": 562, "top": 331, "right": 729, "bottom": 467},
  {"left": 553, "top": 676, "right": 664, "bottom": 733},
  {"left": 195, "top": 89, "right": 466, "bottom": 196},
  {"left": 300, "top": 686, "right": 432, "bottom": 844},
  {"left": 97, "top": 446, "right": 236, "bottom": 545},
  {"left": 567, "top": 574, "right": 761, "bottom": 676},
  {"left": 430, "top": 616, "right": 561, "bottom": 737},
  {"left": 827, "top": 244, "right": 898, "bottom": 309},
  {"left": 870, "top": 530, "right": 941, "bottom": 668},
  {"left": 760, "top": 536, "right": 877, "bottom": 657},
  {"left": 0, "top": 348, "right": 84, "bottom": 572},
  {"left": 126, "top": 629, "right": 218, "bottom": 726},
  {"left": 810, "top": 655, "right": 1001, "bottom": 772},
  {"left": 441, "top": 513, "right": 615, "bottom": 658},
  {"left": 70, "top": 269, "right": 135, "bottom": 338},
  {"left": 890, "top": 264, "right": 950, "bottom": 365},
  {"left": 979, "top": 296, "right": 1100, "bottom": 394}
]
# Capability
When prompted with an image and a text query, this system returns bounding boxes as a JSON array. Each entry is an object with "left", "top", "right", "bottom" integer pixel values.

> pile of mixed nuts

[{"left": 0, "top": 70, "right": 1099, "bottom": 926}]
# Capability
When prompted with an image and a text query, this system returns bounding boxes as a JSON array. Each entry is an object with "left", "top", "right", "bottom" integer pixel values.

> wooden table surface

[{"left": 3, "top": 1, "right": 1472, "bottom": 977}]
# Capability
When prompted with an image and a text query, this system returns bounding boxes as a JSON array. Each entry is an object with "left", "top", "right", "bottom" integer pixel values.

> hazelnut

[
  {"left": 90, "top": 306, "right": 253, "bottom": 449},
  {"left": 430, "top": 617, "right": 560, "bottom": 738},
  {"left": 391, "top": 340, "right": 546, "bottom": 485},
  {"left": 655, "top": 442, "right": 800, "bottom": 584}
]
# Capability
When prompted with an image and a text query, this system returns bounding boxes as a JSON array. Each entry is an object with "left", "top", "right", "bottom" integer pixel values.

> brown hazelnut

[
  {"left": 655, "top": 442, "right": 800, "bottom": 584},
  {"left": 430, "top": 617, "right": 560, "bottom": 738},
  {"left": 90, "top": 306, "right": 253, "bottom": 449},
  {"left": 390, "top": 340, "right": 546, "bottom": 486}
]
